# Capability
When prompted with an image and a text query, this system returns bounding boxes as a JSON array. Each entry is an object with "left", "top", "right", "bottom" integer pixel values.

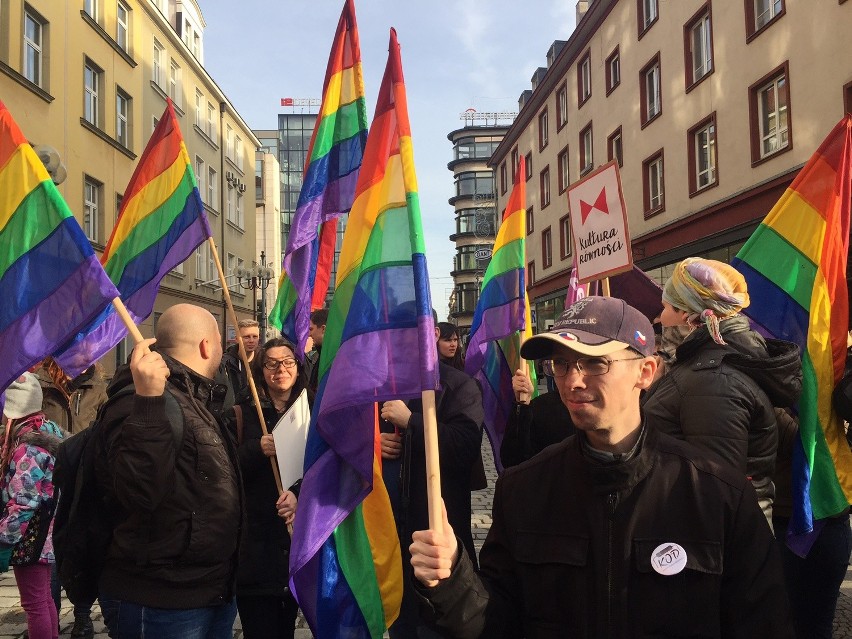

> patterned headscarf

[{"left": 662, "top": 258, "right": 750, "bottom": 345}]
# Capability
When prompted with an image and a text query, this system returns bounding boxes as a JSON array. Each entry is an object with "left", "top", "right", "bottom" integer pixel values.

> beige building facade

[
  {"left": 492, "top": 0, "right": 852, "bottom": 332},
  {"left": 0, "top": 0, "right": 265, "bottom": 374}
]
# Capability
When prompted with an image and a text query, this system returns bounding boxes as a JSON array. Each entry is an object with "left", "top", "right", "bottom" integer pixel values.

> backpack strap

[{"left": 233, "top": 404, "right": 244, "bottom": 445}]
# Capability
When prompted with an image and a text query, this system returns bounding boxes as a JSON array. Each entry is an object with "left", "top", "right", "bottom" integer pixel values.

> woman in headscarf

[{"left": 641, "top": 257, "right": 802, "bottom": 525}]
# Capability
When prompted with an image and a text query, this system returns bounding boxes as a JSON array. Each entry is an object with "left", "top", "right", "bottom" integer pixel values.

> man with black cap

[{"left": 408, "top": 296, "right": 791, "bottom": 638}]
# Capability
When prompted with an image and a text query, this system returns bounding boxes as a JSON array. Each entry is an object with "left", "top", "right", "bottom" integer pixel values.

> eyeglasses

[
  {"left": 543, "top": 355, "right": 645, "bottom": 378},
  {"left": 263, "top": 358, "right": 297, "bottom": 371}
]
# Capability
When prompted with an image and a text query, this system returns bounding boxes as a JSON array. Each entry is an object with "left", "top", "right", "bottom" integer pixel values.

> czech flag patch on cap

[{"left": 634, "top": 330, "right": 647, "bottom": 346}]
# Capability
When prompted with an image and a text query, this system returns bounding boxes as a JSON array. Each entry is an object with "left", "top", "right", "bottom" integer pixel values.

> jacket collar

[{"left": 576, "top": 424, "right": 657, "bottom": 495}]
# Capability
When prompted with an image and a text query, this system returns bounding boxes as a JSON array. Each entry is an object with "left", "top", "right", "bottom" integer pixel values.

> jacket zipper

[{"left": 607, "top": 491, "right": 618, "bottom": 638}]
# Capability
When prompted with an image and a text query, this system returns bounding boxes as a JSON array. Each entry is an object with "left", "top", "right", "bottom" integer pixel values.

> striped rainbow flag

[
  {"left": 464, "top": 155, "right": 536, "bottom": 473},
  {"left": 0, "top": 100, "right": 120, "bottom": 392},
  {"left": 732, "top": 116, "right": 852, "bottom": 552},
  {"left": 289, "top": 29, "right": 438, "bottom": 638},
  {"left": 54, "top": 99, "right": 211, "bottom": 375},
  {"left": 269, "top": 0, "right": 368, "bottom": 358}
]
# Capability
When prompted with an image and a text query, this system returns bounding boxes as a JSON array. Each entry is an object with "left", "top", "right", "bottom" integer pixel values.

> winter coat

[
  {"left": 223, "top": 344, "right": 252, "bottom": 405},
  {"left": 500, "top": 390, "right": 574, "bottom": 469},
  {"left": 96, "top": 355, "right": 243, "bottom": 609},
  {"left": 641, "top": 316, "right": 802, "bottom": 507},
  {"left": 416, "top": 427, "right": 792, "bottom": 639},
  {"left": 0, "top": 416, "right": 64, "bottom": 564},
  {"left": 36, "top": 366, "right": 107, "bottom": 434},
  {"left": 233, "top": 394, "right": 307, "bottom": 598}
]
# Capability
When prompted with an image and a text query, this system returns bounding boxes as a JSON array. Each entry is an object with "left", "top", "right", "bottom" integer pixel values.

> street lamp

[{"left": 236, "top": 250, "right": 275, "bottom": 343}]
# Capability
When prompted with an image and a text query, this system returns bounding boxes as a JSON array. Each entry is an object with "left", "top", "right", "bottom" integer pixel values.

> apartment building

[
  {"left": 491, "top": 0, "right": 852, "bottom": 332},
  {"left": 0, "top": 0, "right": 264, "bottom": 371}
]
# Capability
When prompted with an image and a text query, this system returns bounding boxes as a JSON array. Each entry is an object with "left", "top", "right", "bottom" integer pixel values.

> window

[
  {"left": 641, "top": 54, "right": 662, "bottom": 127},
  {"left": 169, "top": 60, "right": 182, "bottom": 107},
  {"left": 235, "top": 136, "right": 243, "bottom": 170},
  {"left": 116, "top": 1, "right": 130, "bottom": 52},
  {"left": 23, "top": 9, "right": 45, "bottom": 87},
  {"left": 235, "top": 193, "right": 243, "bottom": 228},
  {"left": 195, "top": 90, "right": 204, "bottom": 127},
  {"left": 455, "top": 171, "right": 494, "bottom": 198},
  {"left": 527, "top": 261, "right": 536, "bottom": 288},
  {"left": 557, "top": 146, "right": 570, "bottom": 193},
  {"left": 685, "top": 7, "right": 713, "bottom": 88},
  {"left": 638, "top": 0, "right": 658, "bottom": 35},
  {"left": 115, "top": 89, "right": 130, "bottom": 148},
  {"left": 540, "top": 167, "right": 551, "bottom": 209},
  {"left": 208, "top": 166, "right": 217, "bottom": 207},
  {"left": 500, "top": 161, "right": 507, "bottom": 195},
  {"left": 226, "top": 124, "right": 233, "bottom": 160},
  {"left": 538, "top": 108, "right": 549, "bottom": 151},
  {"left": 577, "top": 51, "right": 591, "bottom": 106},
  {"left": 153, "top": 38, "right": 165, "bottom": 88},
  {"left": 605, "top": 47, "right": 620, "bottom": 95},
  {"left": 580, "top": 124, "right": 593, "bottom": 175},
  {"left": 511, "top": 147, "right": 519, "bottom": 177},
  {"left": 207, "top": 102, "right": 217, "bottom": 142},
  {"left": 524, "top": 153, "right": 533, "bottom": 181},
  {"left": 559, "top": 214, "right": 572, "bottom": 259},
  {"left": 845, "top": 81, "right": 852, "bottom": 116},
  {"left": 196, "top": 243, "right": 213, "bottom": 281},
  {"left": 84, "top": 60, "right": 101, "bottom": 127},
  {"left": 689, "top": 114, "right": 718, "bottom": 194},
  {"left": 542, "top": 227, "right": 553, "bottom": 269},
  {"left": 746, "top": 0, "right": 784, "bottom": 38},
  {"left": 556, "top": 83, "right": 568, "bottom": 130},
  {"left": 84, "top": 0, "right": 99, "bottom": 22},
  {"left": 526, "top": 206, "right": 534, "bottom": 235},
  {"left": 152, "top": 116, "right": 158, "bottom": 134},
  {"left": 749, "top": 63, "right": 791, "bottom": 163},
  {"left": 607, "top": 127, "right": 623, "bottom": 167},
  {"left": 83, "top": 176, "right": 101, "bottom": 242},
  {"left": 642, "top": 150, "right": 665, "bottom": 216},
  {"left": 195, "top": 156, "right": 205, "bottom": 201},
  {"left": 226, "top": 185, "right": 234, "bottom": 223},
  {"left": 115, "top": 193, "right": 123, "bottom": 224}
]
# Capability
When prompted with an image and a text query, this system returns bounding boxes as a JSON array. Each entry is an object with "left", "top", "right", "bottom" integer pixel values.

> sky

[{"left": 200, "top": 0, "right": 578, "bottom": 316}]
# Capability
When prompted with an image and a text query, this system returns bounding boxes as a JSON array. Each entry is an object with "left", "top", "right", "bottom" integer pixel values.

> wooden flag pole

[
  {"left": 422, "top": 388, "right": 443, "bottom": 533},
  {"left": 207, "top": 237, "right": 285, "bottom": 496},
  {"left": 111, "top": 297, "right": 145, "bottom": 344},
  {"left": 601, "top": 277, "right": 611, "bottom": 297}
]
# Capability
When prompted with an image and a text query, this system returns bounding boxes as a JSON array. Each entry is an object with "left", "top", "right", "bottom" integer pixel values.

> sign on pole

[{"left": 566, "top": 160, "right": 632, "bottom": 283}]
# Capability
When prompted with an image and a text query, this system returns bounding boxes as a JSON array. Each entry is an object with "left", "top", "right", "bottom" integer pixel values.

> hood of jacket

[{"left": 675, "top": 315, "right": 802, "bottom": 407}]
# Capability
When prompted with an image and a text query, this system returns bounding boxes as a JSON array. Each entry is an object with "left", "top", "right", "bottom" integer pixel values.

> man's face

[
  {"left": 309, "top": 322, "right": 325, "bottom": 347},
  {"left": 550, "top": 344, "right": 654, "bottom": 448},
  {"left": 239, "top": 326, "right": 260, "bottom": 353}
]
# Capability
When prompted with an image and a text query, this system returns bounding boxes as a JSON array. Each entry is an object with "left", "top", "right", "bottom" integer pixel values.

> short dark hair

[
  {"left": 437, "top": 322, "right": 459, "bottom": 340},
  {"left": 310, "top": 308, "right": 329, "bottom": 327}
]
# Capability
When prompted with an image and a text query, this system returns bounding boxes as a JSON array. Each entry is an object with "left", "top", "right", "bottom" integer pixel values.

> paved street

[{"left": 0, "top": 439, "right": 849, "bottom": 637}]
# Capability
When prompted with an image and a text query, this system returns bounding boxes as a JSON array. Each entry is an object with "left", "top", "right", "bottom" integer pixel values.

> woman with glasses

[
  {"left": 232, "top": 337, "right": 311, "bottom": 639},
  {"left": 437, "top": 322, "right": 465, "bottom": 371}
]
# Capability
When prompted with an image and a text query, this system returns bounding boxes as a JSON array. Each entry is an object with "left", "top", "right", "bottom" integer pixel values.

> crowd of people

[{"left": 0, "top": 257, "right": 850, "bottom": 638}]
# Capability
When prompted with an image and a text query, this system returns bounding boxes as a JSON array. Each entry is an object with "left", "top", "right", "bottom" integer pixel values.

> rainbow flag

[
  {"left": 269, "top": 0, "right": 368, "bottom": 358},
  {"left": 464, "top": 156, "right": 536, "bottom": 473},
  {"left": 54, "top": 100, "right": 211, "bottom": 375},
  {"left": 289, "top": 29, "right": 438, "bottom": 638},
  {"left": 0, "top": 100, "right": 120, "bottom": 393},
  {"left": 732, "top": 116, "right": 852, "bottom": 554}
]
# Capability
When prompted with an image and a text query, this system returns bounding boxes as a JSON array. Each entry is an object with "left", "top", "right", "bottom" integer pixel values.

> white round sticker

[{"left": 651, "top": 542, "right": 687, "bottom": 576}]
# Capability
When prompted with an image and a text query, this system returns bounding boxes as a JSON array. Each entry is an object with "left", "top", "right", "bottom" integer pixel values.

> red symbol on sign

[
  {"left": 579, "top": 188, "right": 609, "bottom": 223},
  {"left": 281, "top": 98, "right": 294, "bottom": 106}
]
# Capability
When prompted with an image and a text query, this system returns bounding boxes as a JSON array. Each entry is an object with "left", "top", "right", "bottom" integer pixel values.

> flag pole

[
  {"left": 110, "top": 297, "right": 145, "bottom": 343},
  {"left": 421, "top": 388, "right": 443, "bottom": 533},
  {"left": 207, "top": 236, "right": 285, "bottom": 495}
]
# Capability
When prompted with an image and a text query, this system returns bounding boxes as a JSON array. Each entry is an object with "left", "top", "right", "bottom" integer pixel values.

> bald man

[{"left": 95, "top": 305, "right": 244, "bottom": 639}]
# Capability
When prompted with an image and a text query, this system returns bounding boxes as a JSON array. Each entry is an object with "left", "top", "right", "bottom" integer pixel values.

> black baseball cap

[{"left": 521, "top": 296, "right": 655, "bottom": 359}]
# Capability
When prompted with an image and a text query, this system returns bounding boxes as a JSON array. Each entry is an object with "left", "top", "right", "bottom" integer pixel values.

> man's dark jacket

[
  {"left": 641, "top": 316, "right": 802, "bottom": 506},
  {"left": 417, "top": 427, "right": 792, "bottom": 639},
  {"left": 96, "top": 355, "right": 243, "bottom": 609},
  {"left": 222, "top": 344, "right": 250, "bottom": 404}
]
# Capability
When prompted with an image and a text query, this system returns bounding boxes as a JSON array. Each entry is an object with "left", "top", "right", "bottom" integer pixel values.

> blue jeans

[{"left": 99, "top": 596, "right": 237, "bottom": 639}]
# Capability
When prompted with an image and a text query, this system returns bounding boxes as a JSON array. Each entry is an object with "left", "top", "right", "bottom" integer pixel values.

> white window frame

[
  {"left": 691, "top": 14, "right": 712, "bottom": 81},
  {"left": 116, "top": 89, "right": 129, "bottom": 148},
  {"left": 23, "top": 10, "right": 43, "bottom": 87},
  {"left": 208, "top": 167, "right": 217, "bottom": 207},
  {"left": 645, "top": 64, "right": 661, "bottom": 119},
  {"left": 694, "top": 122, "right": 716, "bottom": 189},
  {"left": 153, "top": 38, "right": 165, "bottom": 88},
  {"left": 755, "top": 0, "right": 782, "bottom": 30},
  {"left": 227, "top": 185, "right": 234, "bottom": 223},
  {"left": 116, "top": 1, "right": 130, "bottom": 52},
  {"left": 558, "top": 149, "right": 569, "bottom": 193},
  {"left": 580, "top": 57, "right": 591, "bottom": 101},
  {"left": 84, "top": 177, "right": 100, "bottom": 242},
  {"left": 643, "top": 0, "right": 658, "bottom": 29},
  {"left": 195, "top": 89, "right": 203, "bottom": 127},
  {"left": 236, "top": 192, "right": 243, "bottom": 228},
  {"left": 195, "top": 156, "right": 205, "bottom": 201},
  {"left": 226, "top": 124, "right": 233, "bottom": 160},
  {"left": 758, "top": 74, "right": 788, "bottom": 157},
  {"left": 609, "top": 54, "right": 620, "bottom": 88},
  {"left": 84, "top": 0, "right": 99, "bottom": 22},
  {"left": 207, "top": 102, "right": 217, "bottom": 142},
  {"left": 84, "top": 61, "right": 100, "bottom": 127},
  {"left": 581, "top": 127, "right": 593, "bottom": 173},
  {"left": 557, "top": 85, "right": 568, "bottom": 128},
  {"left": 235, "top": 136, "right": 243, "bottom": 170},
  {"left": 169, "top": 59, "right": 182, "bottom": 108},
  {"left": 648, "top": 156, "right": 664, "bottom": 210}
]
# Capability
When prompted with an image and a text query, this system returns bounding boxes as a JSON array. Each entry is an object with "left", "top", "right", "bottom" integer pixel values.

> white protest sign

[
  {"left": 272, "top": 388, "right": 310, "bottom": 491},
  {"left": 566, "top": 160, "right": 633, "bottom": 284}
]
